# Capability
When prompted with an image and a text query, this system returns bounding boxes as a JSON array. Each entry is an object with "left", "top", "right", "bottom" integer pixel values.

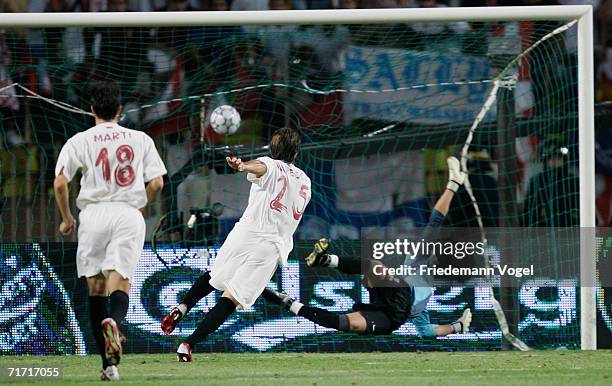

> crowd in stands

[{"left": 0, "top": 0, "right": 609, "bottom": 239}]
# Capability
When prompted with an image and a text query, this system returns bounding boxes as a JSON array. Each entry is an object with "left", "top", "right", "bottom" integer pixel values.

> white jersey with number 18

[
  {"left": 54, "top": 122, "right": 167, "bottom": 210},
  {"left": 239, "top": 156, "right": 311, "bottom": 264}
]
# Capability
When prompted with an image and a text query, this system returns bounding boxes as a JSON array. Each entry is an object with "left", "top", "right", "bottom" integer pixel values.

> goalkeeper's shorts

[
  {"left": 353, "top": 286, "right": 413, "bottom": 334},
  {"left": 77, "top": 202, "right": 145, "bottom": 282}
]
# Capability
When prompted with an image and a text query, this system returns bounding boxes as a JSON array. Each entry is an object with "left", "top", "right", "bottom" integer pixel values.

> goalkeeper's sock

[
  {"left": 451, "top": 321, "right": 464, "bottom": 333},
  {"left": 327, "top": 254, "right": 339, "bottom": 268},
  {"left": 89, "top": 296, "right": 110, "bottom": 370},
  {"left": 182, "top": 271, "right": 215, "bottom": 310},
  {"left": 297, "top": 305, "right": 350, "bottom": 332},
  {"left": 337, "top": 257, "right": 362, "bottom": 274},
  {"left": 184, "top": 297, "right": 236, "bottom": 347},
  {"left": 109, "top": 290, "right": 129, "bottom": 325}
]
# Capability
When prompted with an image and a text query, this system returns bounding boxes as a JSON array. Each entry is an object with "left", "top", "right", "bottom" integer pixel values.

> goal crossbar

[{"left": 0, "top": 6, "right": 592, "bottom": 28}]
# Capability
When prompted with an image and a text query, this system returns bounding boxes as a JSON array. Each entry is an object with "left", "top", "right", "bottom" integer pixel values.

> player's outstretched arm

[
  {"left": 53, "top": 170, "right": 75, "bottom": 236},
  {"left": 226, "top": 156, "right": 267, "bottom": 177}
]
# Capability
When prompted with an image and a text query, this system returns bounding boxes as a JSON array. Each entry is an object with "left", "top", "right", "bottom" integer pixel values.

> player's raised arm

[{"left": 226, "top": 156, "right": 268, "bottom": 177}]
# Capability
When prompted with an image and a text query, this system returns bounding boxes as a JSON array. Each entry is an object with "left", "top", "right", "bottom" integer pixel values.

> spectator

[
  {"left": 522, "top": 139, "right": 579, "bottom": 227},
  {"left": 597, "top": 46, "right": 612, "bottom": 102},
  {"left": 336, "top": 0, "right": 358, "bottom": 7},
  {"left": 447, "top": 149, "right": 500, "bottom": 227},
  {"left": 0, "top": 33, "right": 19, "bottom": 112},
  {"left": 294, "top": 24, "right": 351, "bottom": 73},
  {"left": 242, "top": 1, "right": 298, "bottom": 74},
  {"left": 88, "top": 0, "right": 150, "bottom": 96},
  {"left": 348, "top": 0, "right": 419, "bottom": 47},
  {"left": 411, "top": 0, "right": 470, "bottom": 35},
  {"left": 0, "top": 0, "right": 27, "bottom": 12},
  {"left": 367, "top": 0, "right": 397, "bottom": 6},
  {"left": 231, "top": 0, "right": 269, "bottom": 9},
  {"left": 287, "top": 45, "right": 343, "bottom": 132},
  {"left": 231, "top": 0, "right": 307, "bottom": 10}
]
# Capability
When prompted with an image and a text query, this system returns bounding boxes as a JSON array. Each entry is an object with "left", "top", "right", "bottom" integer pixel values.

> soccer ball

[{"left": 210, "top": 105, "right": 241, "bottom": 135}]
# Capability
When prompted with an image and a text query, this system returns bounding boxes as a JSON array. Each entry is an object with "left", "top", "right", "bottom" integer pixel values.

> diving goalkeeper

[{"left": 263, "top": 156, "right": 472, "bottom": 337}]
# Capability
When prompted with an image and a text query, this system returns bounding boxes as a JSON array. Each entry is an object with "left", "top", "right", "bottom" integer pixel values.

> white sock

[
  {"left": 328, "top": 254, "right": 339, "bottom": 268},
  {"left": 289, "top": 301, "right": 304, "bottom": 315},
  {"left": 451, "top": 321, "right": 462, "bottom": 333},
  {"left": 177, "top": 342, "right": 190, "bottom": 353},
  {"left": 178, "top": 303, "right": 188, "bottom": 316}
]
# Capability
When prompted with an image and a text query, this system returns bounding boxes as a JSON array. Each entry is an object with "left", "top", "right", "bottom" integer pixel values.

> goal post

[
  {"left": 0, "top": 5, "right": 596, "bottom": 350},
  {"left": 576, "top": 6, "right": 596, "bottom": 351}
]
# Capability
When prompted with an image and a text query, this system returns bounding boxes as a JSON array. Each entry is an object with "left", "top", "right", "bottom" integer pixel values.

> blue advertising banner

[{"left": 3, "top": 242, "right": 608, "bottom": 355}]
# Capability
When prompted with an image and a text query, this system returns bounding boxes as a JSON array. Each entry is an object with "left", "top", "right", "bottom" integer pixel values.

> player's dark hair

[
  {"left": 269, "top": 127, "right": 301, "bottom": 163},
  {"left": 90, "top": 81, "right": 121, "bottom": 121}
]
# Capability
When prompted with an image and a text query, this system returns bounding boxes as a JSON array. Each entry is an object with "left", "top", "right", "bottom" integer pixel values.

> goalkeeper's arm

[{"left": 418, "top": 156, "right": 466, "bottom": 245}]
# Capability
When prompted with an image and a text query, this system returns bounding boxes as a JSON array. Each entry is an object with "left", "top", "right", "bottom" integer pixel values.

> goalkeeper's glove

[
  {"left": 451, "top": 308, "right": 472, "bottom": 334},
  {"left": 446, "top": 156, "right": 466, "bottom": 193}
]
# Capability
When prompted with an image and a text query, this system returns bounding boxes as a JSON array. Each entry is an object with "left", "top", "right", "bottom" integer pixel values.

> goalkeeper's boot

[
  {"left": 100, "top": 365, "right": 120, "bottom": 381},
  {"left": 261, "top": 288, "right": 294, "bottom": 311},
  {"left": 451, "top": 308, "right": 472, "bottom": 334},
  {"left": 176, "top": 342, "right": 193, "bottom": 362},
  {"left": 161, "top": 307, "right": 184, "bottom": 335},
  {"left": 306, "top": 238, "right": 331, "bottom": 267},
  {"left": 101, "top": 318, "right": 122, "bottom": 366}
]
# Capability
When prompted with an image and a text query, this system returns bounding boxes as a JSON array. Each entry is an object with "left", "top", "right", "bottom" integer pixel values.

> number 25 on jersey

[{"left": 270, "top": 175, "right": 309, "bottom": 220}]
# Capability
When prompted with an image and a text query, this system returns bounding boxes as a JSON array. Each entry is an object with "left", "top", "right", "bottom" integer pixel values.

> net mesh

[{"left": 0, "top": 18, "right": 582, "bottom": 352}]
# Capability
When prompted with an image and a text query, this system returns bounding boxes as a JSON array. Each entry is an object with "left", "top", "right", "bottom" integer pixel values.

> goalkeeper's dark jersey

[{"left": 353, "top": 208, "right": 445, "bottom": 330}]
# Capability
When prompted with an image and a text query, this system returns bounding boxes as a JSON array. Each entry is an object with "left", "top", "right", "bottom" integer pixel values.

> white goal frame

[{"left": 0, "top": 5, "right": 596, "bottom": 350}]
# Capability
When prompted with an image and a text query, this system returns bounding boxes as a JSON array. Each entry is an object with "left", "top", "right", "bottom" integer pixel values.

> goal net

[{"left": 0, "top": 7, "right": 595, "bottom": 355}]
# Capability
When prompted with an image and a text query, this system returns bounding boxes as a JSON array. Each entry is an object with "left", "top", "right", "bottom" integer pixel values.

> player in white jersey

[
  {"left": 160, "top": 127, "right": 310, "bottom": 362},
  {"left": 53, "top": 81, "right": 167, "bottom": 381}
]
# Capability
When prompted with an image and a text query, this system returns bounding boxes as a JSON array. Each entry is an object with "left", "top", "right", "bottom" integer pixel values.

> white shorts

[
  {"left": 77, "top": 202, "right": 145, "bottom": 282},
  {"left": 209, "top": 225, "right": 281, "bottom": 309}
]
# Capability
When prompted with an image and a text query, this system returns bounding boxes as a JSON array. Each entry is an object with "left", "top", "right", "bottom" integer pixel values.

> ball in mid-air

[{"left": 210, "top": 105, "right": 241, "bottom": 135}]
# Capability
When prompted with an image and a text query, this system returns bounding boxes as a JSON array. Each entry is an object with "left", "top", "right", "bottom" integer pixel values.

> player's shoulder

[
  {"left": 293, "top": 163, "right": 310, "bottom": 182},
  {"left": 116, "top": 125, "right": 151, "bottom": 140},
  {"left": 64, "top": 131, "right": 85, "bottom": 147},
  {"left": 257, "top": 156, "right": 275, "bottom": 164},
  {"left": 122, "top": 126, "right": 155, "bottom": 146}
]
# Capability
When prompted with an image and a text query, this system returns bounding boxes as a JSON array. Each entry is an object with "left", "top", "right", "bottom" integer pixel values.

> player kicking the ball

[
  {"left": 161, "top": 127, "right": 311, "bottom": 362},
  {"left": 264, "top": 156, "right": 472, "bottom": 338},
  {"left": 54, "top": 81, "right": 167, "bottom": 381}
]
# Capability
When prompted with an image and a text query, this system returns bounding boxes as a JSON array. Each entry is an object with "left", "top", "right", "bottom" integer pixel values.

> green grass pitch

[{"left": 1, "top": 351, "right": 611, "bottom": 385}]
